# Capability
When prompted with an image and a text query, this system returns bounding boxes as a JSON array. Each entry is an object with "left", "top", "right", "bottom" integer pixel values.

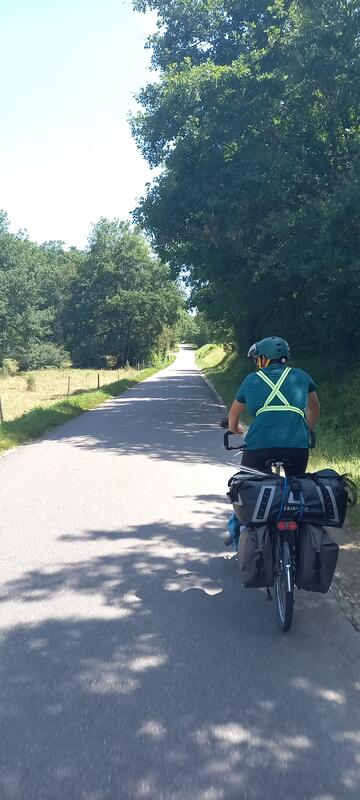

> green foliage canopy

[
  {"left": 132, "top": 0, "right": 360, "bottom": 356},
  {"left": 0, "top": 221, "right": 78, "bottom": 367},
  {"left": 64, "top": 218, "right": 182, "bottom": 366},
  {"left": 0, "top": 213, "right": 181, "bottom": 370}
]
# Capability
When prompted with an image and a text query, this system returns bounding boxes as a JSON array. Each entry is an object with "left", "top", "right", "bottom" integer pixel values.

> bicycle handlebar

[
  {"left": 223, "top": 431, "right": 246, "bottom": 451},
  {"left": 222, "top": 426, "right": 317, "bottom": 451}
]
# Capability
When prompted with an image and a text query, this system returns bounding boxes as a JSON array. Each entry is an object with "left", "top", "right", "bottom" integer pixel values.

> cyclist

[{"left": 228, "top": 336, "right": 320, "bottom": 476}]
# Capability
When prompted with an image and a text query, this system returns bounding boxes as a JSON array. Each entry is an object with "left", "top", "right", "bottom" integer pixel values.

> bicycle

[{"left": 222, "top": 427, "right": 317, "bottom": 633}]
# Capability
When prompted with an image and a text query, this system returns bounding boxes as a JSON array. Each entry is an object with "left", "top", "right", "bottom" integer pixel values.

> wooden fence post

[
  {"left": 97, "top": 373, "right": 100, "bottom": 389},
  {"left": 0, "top": 397, "right": 3, "bottom": 423},
  {"left": 67, "top": 376, "right": 71, "bottom": 397}
]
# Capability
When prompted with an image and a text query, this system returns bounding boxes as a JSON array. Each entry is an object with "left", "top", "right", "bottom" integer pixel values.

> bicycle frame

[
  {"left": 223, "top": 429, "right": 309, "bottom": 632},
  {"left": 274, "top": 528, "right": 296, "bottom": 591}
]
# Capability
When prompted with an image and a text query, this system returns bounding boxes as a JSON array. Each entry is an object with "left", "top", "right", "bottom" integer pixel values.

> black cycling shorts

[{"left": 242, "top": 447, "right": 309, "bottom": 477}]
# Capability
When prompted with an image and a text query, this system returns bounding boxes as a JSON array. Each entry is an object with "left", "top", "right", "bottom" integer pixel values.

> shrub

[
  {"left": 101, "top": 355, "right": 118, "bottom": 369},
  {"left": 26, "top": 375, "right": 36, "bottom": 392},
  {"left": 17, "top": 342, "right": 69, "bottom": 371},
  {"left": 2, "top": 358, "right": 19, "bottom": 376},
  {"left": 150, "top": 351, "right": 166, "bottom": 367}
]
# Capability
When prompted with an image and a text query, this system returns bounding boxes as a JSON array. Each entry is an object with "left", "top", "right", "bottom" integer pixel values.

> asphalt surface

[{"left": 0, "top": 346, "right": 359, "bottom": 800}]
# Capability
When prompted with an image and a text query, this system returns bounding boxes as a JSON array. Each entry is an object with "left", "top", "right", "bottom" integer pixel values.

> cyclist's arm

[
  {"left": 229, "top": 400, "right": 245, "bottom": 434},
  {"left": 307, "top": 391, "right": 320, "bottom": 430}
]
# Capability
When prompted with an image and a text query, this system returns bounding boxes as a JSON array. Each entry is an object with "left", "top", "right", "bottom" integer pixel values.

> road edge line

[{"left": 199, "top": 370, "right": 227, "bottom": 412}]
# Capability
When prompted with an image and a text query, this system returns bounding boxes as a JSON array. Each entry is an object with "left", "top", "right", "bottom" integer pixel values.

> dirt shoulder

[{"left": 332, "top": 524, "right": 360, "bottom": 631}]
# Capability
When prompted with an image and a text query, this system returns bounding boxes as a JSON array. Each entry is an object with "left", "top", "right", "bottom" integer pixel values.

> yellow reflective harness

[{"left": 256, "top": 367, "right": 305, "bottom": 419}]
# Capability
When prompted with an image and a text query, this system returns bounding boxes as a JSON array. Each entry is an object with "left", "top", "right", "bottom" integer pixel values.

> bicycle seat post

[{"left": 265, "top": 458, "right": 292, "bottom": 476}]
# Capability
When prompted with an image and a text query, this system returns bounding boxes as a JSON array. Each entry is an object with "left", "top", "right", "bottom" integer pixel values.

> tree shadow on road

[
  {"left": 1, "top": 520, "right": 360, "bottom": 799},
  {"left": 41, "top": 371, "right": 230, "bottom": 467}
]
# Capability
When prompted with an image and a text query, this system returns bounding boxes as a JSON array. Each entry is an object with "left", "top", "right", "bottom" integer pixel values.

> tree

[
  {"left": 0, "top": 221, "right": 85, "bottom": 367},
  {"left": 64, "top": 218, "right": 182, "bottom": 366},
  {"left": 132, "top": 0, "right": 360, "bottom": 355},
  {"left": 0, "top": 210, "right": 9, "bottom": 235},
  {"left": 0, "top": 231, "right": 54, "bottom": 362}
]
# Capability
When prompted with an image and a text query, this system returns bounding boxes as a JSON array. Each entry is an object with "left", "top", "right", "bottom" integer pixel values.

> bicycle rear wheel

[{"left": 274, "top": 538, "right": 294, "bottom": 632}]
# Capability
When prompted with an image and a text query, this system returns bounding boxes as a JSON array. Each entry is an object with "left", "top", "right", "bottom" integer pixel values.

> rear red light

[
  {"left": 288, "top": 521, "right": 298, "bottom": 531},
  {"left": 276, "top": 520, "right": 298, "bottom": 531}
]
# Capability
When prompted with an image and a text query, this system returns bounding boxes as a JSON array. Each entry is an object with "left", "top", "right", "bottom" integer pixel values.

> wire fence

[{"left": 0, "top": 364, "right": 147, "bottom": 424}]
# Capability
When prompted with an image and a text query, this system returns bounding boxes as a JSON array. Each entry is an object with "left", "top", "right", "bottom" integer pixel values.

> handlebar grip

[
  {"left": 223, "top": 431, "right": 245, "bottom": 451},
  {"left": 224, "top": 431, "right": 232, "bottom": 450}
]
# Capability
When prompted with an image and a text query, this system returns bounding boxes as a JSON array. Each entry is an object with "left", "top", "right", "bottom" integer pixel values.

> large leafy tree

[
  {"left": 0, "top": 224, "right": 76, "bottom": 365},
  {"left": 0, "top": 213, "right": 180, "bottom": 370},
  {"left": 132, "top": 0, "right": 360, "bottom": 355},
  {"left": 64, "top": 218, "right": 182, "bottom": 366}
]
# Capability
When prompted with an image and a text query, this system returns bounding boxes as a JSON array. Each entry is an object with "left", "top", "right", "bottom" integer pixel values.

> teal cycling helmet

[{"left": 247, "top": 336, "right": 290, "bottom": 361}]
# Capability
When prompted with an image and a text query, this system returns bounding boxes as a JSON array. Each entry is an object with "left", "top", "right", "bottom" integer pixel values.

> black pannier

[
  {"left": 295, "top": 524, "right": 339, "bottom": 593},
  {"left": 228, "top": 468, "right": 351, "bottom": 528},
  {"left": 228, "top": 470, "right": 284, "bottom": 526},
  {"left": 282, "top": 470, "right": 348, "bottom": 528},
  {"left": 237, "top": 526, "right": 274, "bottom": 588}
]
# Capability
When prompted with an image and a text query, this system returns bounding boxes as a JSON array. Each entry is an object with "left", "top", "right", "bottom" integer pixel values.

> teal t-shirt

[{"left": 235, "top": 365, "right": 317, "bottom": 450}]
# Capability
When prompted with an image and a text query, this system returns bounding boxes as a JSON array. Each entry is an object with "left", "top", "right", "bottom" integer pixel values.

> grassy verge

[
  {"left": 0, "top": 365, "right": 152, "bottom": 421},
  {"left": 196, "top": 344, "right": 360, "bottom": 528},
  {"left": 0, "top": 359, "right": 174, "bottom": 455},
  {"left": 196, "top": 344, "right": 248, "bottom": 406}
]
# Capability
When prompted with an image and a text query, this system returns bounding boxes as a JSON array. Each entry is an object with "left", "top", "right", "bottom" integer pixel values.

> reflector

[{"left": 276, "top": 520, "right": 298, "bottom": 531}]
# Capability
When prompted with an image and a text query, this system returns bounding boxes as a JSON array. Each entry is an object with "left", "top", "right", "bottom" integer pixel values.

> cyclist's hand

[{"left": 220, "top": 417, "right": 243, "bottom": 435}]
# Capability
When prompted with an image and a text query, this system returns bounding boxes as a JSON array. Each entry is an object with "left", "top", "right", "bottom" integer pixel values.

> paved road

[{"left": 0, "top": 346, "right": 359, "bottom": 800}]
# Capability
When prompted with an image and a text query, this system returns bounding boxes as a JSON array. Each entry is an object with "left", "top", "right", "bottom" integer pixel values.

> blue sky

[{"left": 0, "top": 0, "right": 157, "bottom": 247}]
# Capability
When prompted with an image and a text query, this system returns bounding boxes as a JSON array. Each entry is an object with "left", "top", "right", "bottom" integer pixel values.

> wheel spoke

[{"left": 274, "top": 538, "right": 293, "bottom": 632}]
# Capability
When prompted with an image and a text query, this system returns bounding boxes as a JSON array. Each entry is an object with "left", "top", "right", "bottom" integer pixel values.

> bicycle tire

[{"left": 274, "top": 539, "right": 294, "bottom": 632}]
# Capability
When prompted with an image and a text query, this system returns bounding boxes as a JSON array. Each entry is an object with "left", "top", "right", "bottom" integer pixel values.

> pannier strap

[
  {"left": 277, "top": 477, "right": 288, "bottom": 521},
  {"left": 256, "top": 367, "right": 305, "bottom": 419},
  {"left": 289, "top": 478, "right": 305, "bottom": 518}
]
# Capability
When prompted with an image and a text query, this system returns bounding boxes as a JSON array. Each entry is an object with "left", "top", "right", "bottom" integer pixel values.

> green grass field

[
  {"left": 196, "top": 344, "right": 360, "bottom": 528},
  {"left": 0, "top": 366, "right": 141, "bottom": 422},
  {"left": 0, "top": 359, "right": 174, "bottom": 455}
]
